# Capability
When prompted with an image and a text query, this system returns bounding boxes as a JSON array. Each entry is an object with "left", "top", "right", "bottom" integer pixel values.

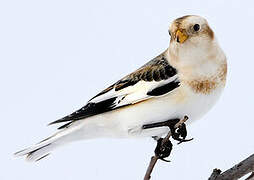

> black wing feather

[
  {"left": 49, "top": 50, "right": 180, "bottom": 128},
  {"left": 147, "top": 79, "right": 180, "bottom": 96},
  {"left": 49, "top": 97, "right": 118, "bottom": 125}
]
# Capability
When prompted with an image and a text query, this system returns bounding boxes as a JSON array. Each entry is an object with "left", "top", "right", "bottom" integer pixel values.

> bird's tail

[{"left": 14, "top": 123, "right": 81, "bottom": 162}]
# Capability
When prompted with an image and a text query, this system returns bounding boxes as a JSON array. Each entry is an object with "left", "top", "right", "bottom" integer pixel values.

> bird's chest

[
  {"left": 171, "top": 83, "right": 225, "bottom": 122},
  {"left": 171, "top": 61, "right": 227, "bottom": 121}
]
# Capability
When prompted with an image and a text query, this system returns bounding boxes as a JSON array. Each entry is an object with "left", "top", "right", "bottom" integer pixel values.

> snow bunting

[{"left": 15, "top": 15, "right": 227, "bottom": 161}]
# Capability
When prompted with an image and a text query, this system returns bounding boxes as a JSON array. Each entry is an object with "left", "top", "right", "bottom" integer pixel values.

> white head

[{"left": 168, "top": 15, "right": 218, "bottom": 64}]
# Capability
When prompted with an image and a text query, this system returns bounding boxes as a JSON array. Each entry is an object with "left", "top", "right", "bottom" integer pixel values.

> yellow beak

[{"left": 176, "top": 29, "right": 188, "bottom": 43}]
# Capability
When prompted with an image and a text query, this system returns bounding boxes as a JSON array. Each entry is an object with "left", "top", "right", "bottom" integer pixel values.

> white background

[{"left": 1, "top": 0, "right": 254, "bottom": 179}]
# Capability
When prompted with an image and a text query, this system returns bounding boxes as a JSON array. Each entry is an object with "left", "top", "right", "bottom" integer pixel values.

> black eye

[{"left": 193, "top": 24, "right": 200, "bottom": 31}]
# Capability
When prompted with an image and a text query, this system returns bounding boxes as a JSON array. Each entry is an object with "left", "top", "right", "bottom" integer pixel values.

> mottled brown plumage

[
  {"left": 93, "top": 50, "right": 177, "bottom": 94},
  {"left": 51, "top": 50, "right": 180, "bottom": 126},
  {"left": 114, "top": 52, "right": 177, "bottom": 91}
]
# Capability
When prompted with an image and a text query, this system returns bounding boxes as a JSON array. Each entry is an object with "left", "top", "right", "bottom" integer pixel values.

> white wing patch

[
  {"left": 89, "top": 75, "right": 179, "bottom": 108},
  {"left": 49, "top": 51, "right": 180, "bottom": 126}
]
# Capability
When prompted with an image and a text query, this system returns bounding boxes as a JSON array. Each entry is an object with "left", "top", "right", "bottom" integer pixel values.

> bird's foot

[
  {"left": 168, "top": 119, "right": 194, "bottom": 144},
  {"left": 143, "top": 116, "right": 192, "bottom": 163},
  {"left": 143, "top": 117, "right": 193, "bottom": 144},
  {"left": 154, "top": 138, "right": 172, "bottom": 162}
]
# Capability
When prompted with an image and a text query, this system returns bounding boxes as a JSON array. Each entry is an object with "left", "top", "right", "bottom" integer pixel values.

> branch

[
  {"left": 143, "top": 116, "right": 189, "bottom": 180},
  {"left": 144, "top": 116, "right": 254, "bottom": 180},
  {"left": 209, "top": 154, "right": 254, "bottom": 180},
  {"left": 144, "top": 156, "right": 158, "bottom": 180}
]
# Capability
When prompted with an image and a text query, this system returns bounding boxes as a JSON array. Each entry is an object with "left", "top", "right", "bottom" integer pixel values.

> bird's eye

[
  {"left": 193, "top": 24, "right": 200, "bottom": 32},
  {"left": 168, "top": 30, "right": 171, "bottom": 36}
]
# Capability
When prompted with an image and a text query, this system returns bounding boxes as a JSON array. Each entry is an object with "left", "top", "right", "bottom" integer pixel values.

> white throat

[{"left": 167, "top": 38, "right": 227, "bottom": 80}]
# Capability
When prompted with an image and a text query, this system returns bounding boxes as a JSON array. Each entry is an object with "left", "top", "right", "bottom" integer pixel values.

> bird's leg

[
  {"left": 143, "top": 116, "right": 193, "bottom": 162},
  {"left": 142, "top": 118, "right": 193, "bottom": 144},
  {"left": 168, "top": 119, "right": 193, "bottom": 144}
]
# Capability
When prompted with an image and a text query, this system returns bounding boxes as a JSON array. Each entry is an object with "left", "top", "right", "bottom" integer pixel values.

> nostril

[{"left": 176, "top": 36, "right": 180, "bottom": 43}]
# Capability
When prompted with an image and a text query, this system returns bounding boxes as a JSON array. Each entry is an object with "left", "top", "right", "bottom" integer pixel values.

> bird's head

[
  {"left": 169, "top": 15, "right": 214, "bottom": 46},
  {"left": 168, "top": 15, "right": 216, "bottom": 62}
]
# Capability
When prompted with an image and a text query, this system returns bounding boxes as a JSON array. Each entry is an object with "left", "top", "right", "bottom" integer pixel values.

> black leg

[
  {"left": 142, "top": 118, "right": 180, "bottom": 129},
  {"left": 143, "top": 117, "right": 193, "bottom": 162},
  {"left": 142, "top": 118, "right": 193, "bottom": 144}
]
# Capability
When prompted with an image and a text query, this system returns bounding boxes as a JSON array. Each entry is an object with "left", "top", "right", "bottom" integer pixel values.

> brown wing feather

[
  {"left": 114, "top": 51, "right": 177, "bottom": 91},
  {"left": 50, "top": 50, "right": 179, "bottom": 128}
]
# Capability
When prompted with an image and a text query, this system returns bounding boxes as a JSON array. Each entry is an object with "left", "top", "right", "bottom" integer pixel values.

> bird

[{"left": 15, "top": 15, "right": 227, "bottom": 162}]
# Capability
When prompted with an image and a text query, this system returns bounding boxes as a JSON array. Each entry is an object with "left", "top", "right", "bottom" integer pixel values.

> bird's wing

[{"left": 50, "top": 51, "right": 180, "bottom": 129}]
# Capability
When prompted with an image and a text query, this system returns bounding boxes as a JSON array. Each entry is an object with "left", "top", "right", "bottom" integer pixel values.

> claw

[
  {"left": 177, "top": 123, "right": 187, "bottom": 139},
  {"left": 154, "top": 138, "right": 173, "bottom": 161},
  {"left": 160, "top": 158, "right": 171, "bottom": 162},
  {"left": 169, "top": 121, "right": 193, "bottom": 144},
  {"left": 177, "top": 138, "right": 194, "bottom": 145}
]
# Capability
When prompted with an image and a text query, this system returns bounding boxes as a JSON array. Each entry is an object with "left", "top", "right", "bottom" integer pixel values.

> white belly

[{"left": 75, "top": 84, "right": 225, "bottom": 139}]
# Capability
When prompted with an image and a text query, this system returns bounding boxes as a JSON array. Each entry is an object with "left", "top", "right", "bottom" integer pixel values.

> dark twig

[
  {"left": 208, "top": 154, "right": 254, "bottom": 180},
  {"left": 209, "top": 169, "right": 222, "bottom": 180},
  {"left": 143, "top": 116, "right": 189, "bottom": 180},
  {"left": 208, "top": 169, "right": 222, "bottom": 180},
  {"left": 144, "top": 156, "right": 158, "bottom": 180}
]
